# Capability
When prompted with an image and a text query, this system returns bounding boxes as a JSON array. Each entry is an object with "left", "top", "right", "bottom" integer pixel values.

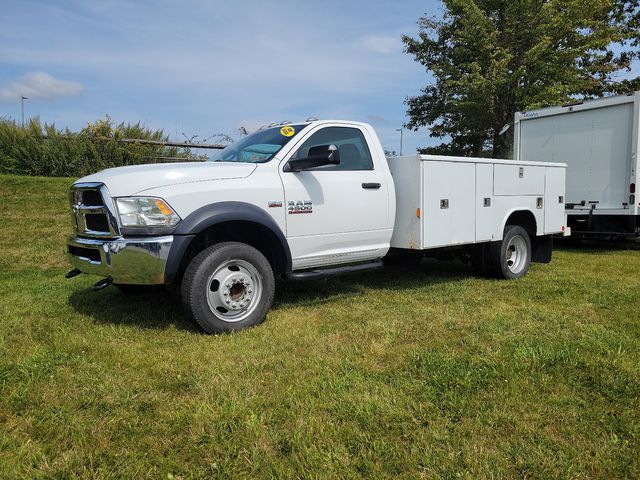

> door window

[{"left": 291, "top": 127, "right": 373, "bottom": 171}]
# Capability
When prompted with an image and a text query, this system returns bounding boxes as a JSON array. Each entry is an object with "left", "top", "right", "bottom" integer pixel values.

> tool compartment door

[
  {"left": 422, "top": 161, "right": 475, "bottom": 248},
  {"left": 494, "top": 164, "right": 545, "bottom": 196},
  {"left": 475, "top": 163, "right": 494, "bottom": 241},
  {"left": 544, "top": 167, "right": 566, "bottom": 234}
]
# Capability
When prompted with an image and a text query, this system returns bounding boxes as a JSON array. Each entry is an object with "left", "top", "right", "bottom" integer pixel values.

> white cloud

[
  {"left": 367, "top": 113, "right": 387, "bottom": 123},
  {"left": 359, "top": 35, "right": 402, "bottom": 54},
  {"left": 0, "top": 71, "right": 83, "bottom": 102}
]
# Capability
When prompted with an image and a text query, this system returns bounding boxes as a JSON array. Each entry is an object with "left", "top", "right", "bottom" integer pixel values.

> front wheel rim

[
  {"left": 505, "top": 235, "right": 527, "bottom": 274},
  {"left": 205, "top": 259, "right": 263, "bottom": 323}
]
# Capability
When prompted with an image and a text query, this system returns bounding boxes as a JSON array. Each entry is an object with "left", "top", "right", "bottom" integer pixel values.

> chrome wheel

[
  {"left": 205, "top": 259, "right": 263, "bottom": 323},
  {"left": 505, "top": 234, "right": 527, "bottom": 274}
]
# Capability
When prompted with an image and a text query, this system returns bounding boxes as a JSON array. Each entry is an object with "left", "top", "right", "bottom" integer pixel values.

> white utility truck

[
  {"left": 514, "top": 91, "right": 640, "bottom": 239},
  {"left": 66, "top": 120, "right": 567, "bottom": 333}
]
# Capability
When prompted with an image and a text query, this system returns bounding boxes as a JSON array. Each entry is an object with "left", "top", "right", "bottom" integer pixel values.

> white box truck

[
  {"left": 514, "top": 91, "right": 640, "bottom": 239},
  {"left": 65, "top": 120, "right": 567, "bottom": 333}
]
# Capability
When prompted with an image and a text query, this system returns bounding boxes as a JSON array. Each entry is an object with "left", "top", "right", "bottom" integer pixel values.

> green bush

[{"left": 0, "top": 116, "right": 201, "bottom": 178}]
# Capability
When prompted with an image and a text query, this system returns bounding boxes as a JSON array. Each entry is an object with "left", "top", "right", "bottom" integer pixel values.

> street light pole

[
  {"left": 20, "top": 96, "right": 28, "bottom": 128},
  {"left": 396, "top": 128, "right": 403, "bottom": 156}
]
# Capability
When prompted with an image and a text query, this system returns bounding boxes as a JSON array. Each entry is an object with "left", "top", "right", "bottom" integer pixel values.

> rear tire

[
  {"left": 487, "top": 225, "right": 532, "bottom": 279},
  {"left": 181, "top": 242, "right": 275, "bottom": 333}
]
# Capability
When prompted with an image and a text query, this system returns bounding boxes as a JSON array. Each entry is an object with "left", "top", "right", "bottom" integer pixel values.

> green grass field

[{"left": 1, "top": 174, "right": 639, "bottom": 479}]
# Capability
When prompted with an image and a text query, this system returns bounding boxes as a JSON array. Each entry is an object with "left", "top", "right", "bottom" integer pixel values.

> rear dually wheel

[{"left": 487, "top": 225, "right": 532, "bottom": 279}]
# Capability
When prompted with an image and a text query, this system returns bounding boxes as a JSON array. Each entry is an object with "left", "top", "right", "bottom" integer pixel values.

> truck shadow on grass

[
  {"left": 555, "top": 238, "right": 640, "bottom": 253},
  {"left": 271, "top": 259, "right": 471, "bottom": 309},
  {"left": 68, "top": 259, "right": 472, "bottom": 332},
  {"left": 68, "top": 286, "right": 200, "bottom": 332}
]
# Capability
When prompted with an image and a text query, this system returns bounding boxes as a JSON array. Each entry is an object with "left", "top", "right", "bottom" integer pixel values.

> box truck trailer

[{"left": 514, "top": 91, "right": 640, "bottom": 239}]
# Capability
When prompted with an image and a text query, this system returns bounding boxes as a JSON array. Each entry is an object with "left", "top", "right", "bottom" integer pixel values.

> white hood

[{"left": 76, "top": 162, "right": 257, "bottom": 197}]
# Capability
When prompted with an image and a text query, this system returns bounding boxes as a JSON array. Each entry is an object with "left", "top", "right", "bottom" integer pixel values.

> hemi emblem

[{"left": 268, "top": 201, "right": 283, "bottom": 208}]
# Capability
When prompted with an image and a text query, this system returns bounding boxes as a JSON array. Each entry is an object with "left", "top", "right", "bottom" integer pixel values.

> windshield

[{"left": 209, "top": 124, "right": 307, "bottom": 163}]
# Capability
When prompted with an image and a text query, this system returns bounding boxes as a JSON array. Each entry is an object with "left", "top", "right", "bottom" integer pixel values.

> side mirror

[{"left": 284, "top": 144, "right": 340, "bottom": 172}]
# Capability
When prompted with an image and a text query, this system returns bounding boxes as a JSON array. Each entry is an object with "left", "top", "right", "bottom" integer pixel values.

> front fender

[
  {"left": 174, "top": 201, "right": 283, "bottom": 237},
  {"left": 165, "top": 201, "right": 292, "bottom": 282}
]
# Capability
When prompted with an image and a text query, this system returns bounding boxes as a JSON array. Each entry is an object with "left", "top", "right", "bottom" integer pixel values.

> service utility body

[{"left": 66, "top": 120, "right": 568, "bottom": 333}]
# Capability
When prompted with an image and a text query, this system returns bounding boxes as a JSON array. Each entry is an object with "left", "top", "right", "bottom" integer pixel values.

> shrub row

[{"left": 0, "top": 116, "right": 201, "bottom": 178}]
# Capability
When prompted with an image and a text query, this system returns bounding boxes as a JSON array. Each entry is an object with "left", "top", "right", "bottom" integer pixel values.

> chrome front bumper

[{"left": 67, "top": 235, "right": 174, "bottom": 285}]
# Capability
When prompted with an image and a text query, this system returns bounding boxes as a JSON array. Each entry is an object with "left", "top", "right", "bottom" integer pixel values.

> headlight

[{"left": 115, "top": 197, "right": 181, "bottom": 228}]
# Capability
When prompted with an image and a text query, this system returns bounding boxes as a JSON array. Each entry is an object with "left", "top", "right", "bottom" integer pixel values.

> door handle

[{"left": 362, "top": 182, "right": 381, "bottom": 189}]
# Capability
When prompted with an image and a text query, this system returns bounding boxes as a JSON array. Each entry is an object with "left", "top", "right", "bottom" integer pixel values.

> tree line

[{"left": 0, "top": 117, "right": 205, "bottom": 178}]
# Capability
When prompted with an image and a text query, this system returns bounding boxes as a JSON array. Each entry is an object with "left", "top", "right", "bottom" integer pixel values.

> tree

[{"left": 403, "top": 0, "right": 640, "bottom": 157}]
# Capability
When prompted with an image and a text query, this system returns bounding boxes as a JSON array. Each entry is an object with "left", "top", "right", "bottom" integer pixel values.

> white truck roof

[{"left": 517, "top": 92, "right": 638, "bottom": 119}]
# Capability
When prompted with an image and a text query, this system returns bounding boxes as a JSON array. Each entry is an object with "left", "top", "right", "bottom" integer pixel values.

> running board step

[{"left": 286, "top": 260, "right": 383, "bottom": 281}]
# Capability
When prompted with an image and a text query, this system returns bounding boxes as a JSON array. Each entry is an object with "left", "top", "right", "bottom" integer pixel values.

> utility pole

[
  {"left": 20, "top": 96, "right": 28, "bottom": 127},
  {"left": 396, "top": 128, "right": 403, "bottom": 156}
]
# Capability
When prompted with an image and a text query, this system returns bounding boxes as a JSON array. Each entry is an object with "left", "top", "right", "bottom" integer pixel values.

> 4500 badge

[{"left": 288, "top": 200, "right": 313, "bottom": 214}]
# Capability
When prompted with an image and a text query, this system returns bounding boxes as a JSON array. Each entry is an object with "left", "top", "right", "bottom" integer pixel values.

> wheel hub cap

[
  {"left": 206, "top": 260, "right": 262, "bottom": 322},
  {"left": 505, "top": 235, "right": 527, "bottom": 274},
  {"left": 218, "top": 271, "right": 253, "bottom": 311}
]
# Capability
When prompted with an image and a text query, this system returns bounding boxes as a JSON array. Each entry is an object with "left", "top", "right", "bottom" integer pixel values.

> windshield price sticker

[{"left": 280, "top": 126, "right": 295, "bottom": 137}]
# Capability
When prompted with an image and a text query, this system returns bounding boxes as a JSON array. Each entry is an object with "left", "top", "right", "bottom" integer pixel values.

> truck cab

[{"left": 67, "top": 120, "right": 567, "bottom": 333}]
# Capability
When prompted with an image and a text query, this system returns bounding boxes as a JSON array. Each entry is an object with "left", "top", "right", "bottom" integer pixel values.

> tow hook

[
  {"left": 65, "top": 268, "right": 81, "bottom": 279},
  {"left": 91, "top": 276, "right": 113, "bottom": 291}
]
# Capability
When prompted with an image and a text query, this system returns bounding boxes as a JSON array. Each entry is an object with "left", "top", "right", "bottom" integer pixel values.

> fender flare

[
  {"left": 500, "top": 208, "right": 538, "bottom": 238},
  {"left": 165, "top": 201, "right": 291, "bottom": 282}
]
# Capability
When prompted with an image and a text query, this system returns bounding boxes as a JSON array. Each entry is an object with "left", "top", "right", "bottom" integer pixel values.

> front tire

[
  {"left": 181, "top": 242, "right": 275, "bottom": 333},
  {"left": 487, "top": 225, "right": 532, "bottom": 279}
]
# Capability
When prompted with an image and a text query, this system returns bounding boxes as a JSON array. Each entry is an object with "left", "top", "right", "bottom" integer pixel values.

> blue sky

[
  {"left": 1, "top": 1, "right": 637, "bottom": 155},
  {"left": 0, "top": 0, "right": 443, "bottom": 154}
]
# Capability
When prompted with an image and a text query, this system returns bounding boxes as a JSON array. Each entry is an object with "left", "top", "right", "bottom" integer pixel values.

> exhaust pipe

[{"left": 91, "top": 276, "right": 113, "bottom": 291}]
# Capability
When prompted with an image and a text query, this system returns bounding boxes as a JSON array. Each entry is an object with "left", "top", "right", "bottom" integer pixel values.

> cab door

[{"left": 279, "top": 125, "right": 391, "bottom": 270}]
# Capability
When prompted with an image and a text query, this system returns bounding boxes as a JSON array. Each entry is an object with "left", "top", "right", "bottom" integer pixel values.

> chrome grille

[
  {"left": 69, "top": 183, "right": 120, "bottom": 238},
  {"left": 81, "top": 189, "right": 103, "bottom": 206}
]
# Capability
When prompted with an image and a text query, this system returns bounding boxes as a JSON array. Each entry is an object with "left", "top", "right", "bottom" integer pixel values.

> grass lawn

[{"left": 1, "top": 173, "right": 639, "bottom": 479}]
